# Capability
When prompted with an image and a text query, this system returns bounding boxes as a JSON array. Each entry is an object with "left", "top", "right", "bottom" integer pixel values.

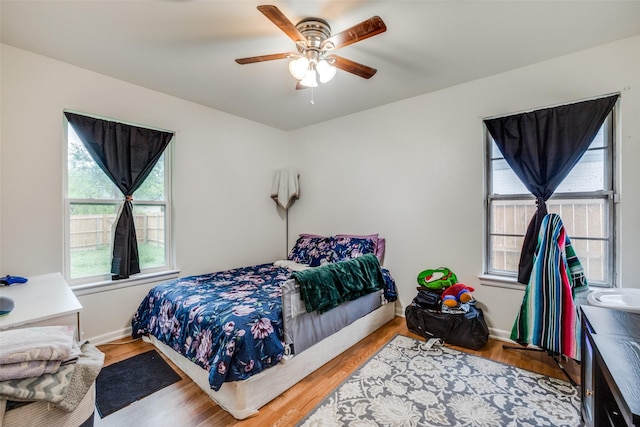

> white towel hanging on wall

[{"left": 270, "top": 169, "right": 300, "bottom": 210}]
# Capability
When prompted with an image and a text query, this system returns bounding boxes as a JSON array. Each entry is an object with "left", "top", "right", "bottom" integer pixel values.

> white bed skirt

[{"left": 145, "top": 302, "right": 395, "bottom": 419}]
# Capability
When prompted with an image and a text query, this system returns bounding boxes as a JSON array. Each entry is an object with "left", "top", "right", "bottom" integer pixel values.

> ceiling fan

[{"left": 235, "top": 5, "right": 387, "bottom": 89}]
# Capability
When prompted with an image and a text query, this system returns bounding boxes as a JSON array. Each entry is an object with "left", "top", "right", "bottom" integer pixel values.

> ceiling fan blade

[
  {"left": 295, "top": 81, "right": 308, "bottom": 90},
  {"left": 257, "top": 5, "right": 305, "bottom": 43},
  {"left": 235, "top": 52, "right": 293, "bottom": 64},
  {"left": 322, "top": 16, "right": 386, "bottom": 50},
  {"left": 328, "top": 55, "right": 377, "bottom": 79}
]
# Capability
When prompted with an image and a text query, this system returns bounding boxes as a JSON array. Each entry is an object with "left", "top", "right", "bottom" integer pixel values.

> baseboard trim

[
  {"left": 488, "top": 328, "right": 516, "bottom": 343},
  {"left": 86, "top": 327, "right": 132, "bottom": 346},
  {"left": 87, "top": 318, "right": 517, "bottom": 347}
]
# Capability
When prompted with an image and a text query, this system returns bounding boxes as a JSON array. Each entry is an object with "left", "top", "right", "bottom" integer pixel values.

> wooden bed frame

[{"left": 144, "top": 301, "right": 395, "bottom": 419}]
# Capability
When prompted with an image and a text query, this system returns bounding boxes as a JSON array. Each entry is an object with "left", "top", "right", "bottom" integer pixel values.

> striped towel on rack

[{"left": 510, "top": 213, "right": 589, "bottom": 361}]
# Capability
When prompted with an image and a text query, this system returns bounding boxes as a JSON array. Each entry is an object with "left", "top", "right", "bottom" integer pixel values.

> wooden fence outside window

[
  {"left": 69, "top": 214, "right": 164, "bottom": 250},
  {"left": 491, "top": 200, "right": 607, "bottom": 282}
]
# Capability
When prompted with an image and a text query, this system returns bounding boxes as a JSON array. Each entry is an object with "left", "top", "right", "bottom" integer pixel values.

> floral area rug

[{"left": 296, "top": 334, "right": 580, "bottom": 427}]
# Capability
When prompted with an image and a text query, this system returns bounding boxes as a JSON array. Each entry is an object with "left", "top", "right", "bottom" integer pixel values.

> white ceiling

[{"left": 2, "top": 1, "right": 640, "bottom": 131}]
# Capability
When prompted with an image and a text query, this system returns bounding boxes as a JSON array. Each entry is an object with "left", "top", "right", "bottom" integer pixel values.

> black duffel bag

[
  {"left": 405, "top": 301, "right": 489, "bottom": 350},
  {"left": 413, "top": 288, "right": 442, "bottom": 311}
]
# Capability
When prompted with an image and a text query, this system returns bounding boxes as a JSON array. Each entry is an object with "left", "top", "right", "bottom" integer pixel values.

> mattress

[
  {"left": 132, "top": 259, "right": 393, "bottom": 391},
  {"left": 281, "top": 278, "right": 384, "bottom": 355}
]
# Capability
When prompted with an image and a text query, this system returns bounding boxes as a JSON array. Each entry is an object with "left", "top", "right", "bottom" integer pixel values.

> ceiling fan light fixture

[
  {"left": 316, "top": 59, "right": 336, "bottom": 83},
  {"left": 300, "top": 69, "right": 318, "bottom": 87},
  {"left": 236, "top": 6, "right": 386, "bottom": 93},
  {"left": 289, "top": 57, "right": 309, "bottom": 80}
]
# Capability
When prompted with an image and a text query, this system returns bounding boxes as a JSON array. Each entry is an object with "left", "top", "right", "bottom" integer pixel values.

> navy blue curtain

[
  {"left": 484, "top": 95, "right": 618, "bottom": 284},
  {"left": 65, "top": 112, "right": 173, "bottom": 280}
]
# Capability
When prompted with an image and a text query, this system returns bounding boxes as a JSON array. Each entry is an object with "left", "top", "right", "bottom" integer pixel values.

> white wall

[
  {"left": 288, "top": 35, "right": 640, "bottom": 337},
  {"left": 2, "top": 35, "right": 639, "bottom": 342},
  {"left": 0, "top": 44, "right": 289, "bottom": 341}
]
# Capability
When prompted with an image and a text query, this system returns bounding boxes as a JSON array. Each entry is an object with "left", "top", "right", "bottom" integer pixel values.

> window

[
  {"left": 64, "top": 116, "right": 173, "bottom": 284},
  {"left": 485, "top": 111, "right": 616, "bottom": 287}
]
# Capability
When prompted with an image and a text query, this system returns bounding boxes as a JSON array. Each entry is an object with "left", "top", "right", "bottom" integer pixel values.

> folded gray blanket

[
  {"left": 0, "top": 363, "right": 74, "bottom": 404},
  {"left": 0, "top": 342, "right": 104, "bottom": 413},
  {"left": 0, "top": 325, "right": 77, "bottom": 381}
]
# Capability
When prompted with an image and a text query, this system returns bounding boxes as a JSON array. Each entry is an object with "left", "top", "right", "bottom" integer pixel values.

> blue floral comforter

[{"left": 131, "top": 263, "right": 292, "bottom": 391}]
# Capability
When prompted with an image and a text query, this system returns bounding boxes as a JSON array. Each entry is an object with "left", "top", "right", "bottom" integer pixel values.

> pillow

[
  {"left": 309, "top": 237, "right": 337, "bottom": 266},
  {"left": 331, "top": 236, "right": 377, "bottom": 262},
  {"left": 309, "top": 254, "right": 333, "bottom": 267},
  {"left": 288, "top": 234, "right": 333, "bottom": 265},
  {"left": 335, "top": 233, "right": 385, "bottom": 262},
  {"left": 375, "top": 238, "right": 386, "bottom": 263},
  {"left": 274, "top": 259, "right": 310, "bottom": 272}
]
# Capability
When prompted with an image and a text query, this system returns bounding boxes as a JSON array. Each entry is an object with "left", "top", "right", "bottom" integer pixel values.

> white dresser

[
  {"left": 0, "top": 273, "right": 96, "bottom": 427},
  {"left": 0, "top": 272, "right": 82, "bottom": 339}
]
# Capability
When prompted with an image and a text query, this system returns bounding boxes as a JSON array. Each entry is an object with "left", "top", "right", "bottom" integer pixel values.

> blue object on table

[{"left": 0, "top": 275, "right": 28, "bottom": 286}]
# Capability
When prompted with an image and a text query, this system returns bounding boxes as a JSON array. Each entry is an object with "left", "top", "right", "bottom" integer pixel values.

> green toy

[{"left": 416, "top": 267, "right": 457, "bottom": 291}]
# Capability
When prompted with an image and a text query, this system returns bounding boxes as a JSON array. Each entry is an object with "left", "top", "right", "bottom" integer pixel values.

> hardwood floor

[{"left": 94, "top": 316, "right": 581, "bottom": 426}]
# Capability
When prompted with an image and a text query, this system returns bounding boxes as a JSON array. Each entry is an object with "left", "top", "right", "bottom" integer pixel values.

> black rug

[{"left": 95, "top": 349, "right": 182, "bottom": 417}]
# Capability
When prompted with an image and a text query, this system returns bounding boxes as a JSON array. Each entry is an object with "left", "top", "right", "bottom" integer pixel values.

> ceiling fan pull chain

[{"left": 310, "top": 86, "right": 315, "bottom": 105}]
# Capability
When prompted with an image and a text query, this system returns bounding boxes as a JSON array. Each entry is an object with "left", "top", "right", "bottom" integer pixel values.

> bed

[{"left": 131, "top": 234, "right": 397, "bottom": 419}]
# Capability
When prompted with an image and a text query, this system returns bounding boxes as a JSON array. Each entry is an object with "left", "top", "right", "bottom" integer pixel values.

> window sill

[
  {"left": 71, "top": 269, "right": 180, "bottom": 296},
  {"left": 478, "top": 274, "right": 526, "bottom": 290}
]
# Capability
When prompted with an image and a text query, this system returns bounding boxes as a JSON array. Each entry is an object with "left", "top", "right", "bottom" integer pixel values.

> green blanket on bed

[{"left": 292, "top": 253, "right": 385, "bottom": 313}]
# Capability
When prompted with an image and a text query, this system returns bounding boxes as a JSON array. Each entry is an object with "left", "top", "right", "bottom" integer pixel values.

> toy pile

[
  {"left": 414, "top": 267, "right": 476, "bottom": 312},
  {"left": 406, "top": 267, "right": 489, "bottom": 350}
]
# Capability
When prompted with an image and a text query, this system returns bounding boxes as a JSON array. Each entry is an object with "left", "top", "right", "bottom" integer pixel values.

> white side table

[{"left": 0, "top": 272, "right": 82, "bottom": 340}]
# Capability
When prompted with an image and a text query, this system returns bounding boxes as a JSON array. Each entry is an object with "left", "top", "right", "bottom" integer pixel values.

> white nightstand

[{"left": 0, "top": 272, "right": 82, "bottom": 340}]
